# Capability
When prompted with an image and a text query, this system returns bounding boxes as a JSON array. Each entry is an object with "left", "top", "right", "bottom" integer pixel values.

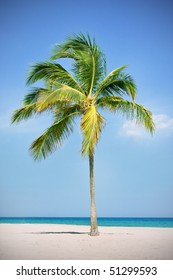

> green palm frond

[
  {"left": 22, "top": 87, "right": 49, "bottom": 105},
  {"left": 36, "top": 85, "right": 86, "bottom": 111},
  {"left": 51, "top": 33, "right": 106, "bottom": 95},
  {"left": 12, "top": 88, "right": 50, "bottom": 123},
  {"left": 30, "top": 113, "right": 77, "bottom": 160},
  {"left": 98, "top": 96, "right": 154, "bottom": 133},
  {"left": 81, "top": 106, "right": 105, "bottom": 156},
  {"left": 97, "top": 96, "right": 123, "bottom": 108},
  {"left": 26, "top": 62, "right": 84, "bottom": 93},
  {"left": 53, "top": 103, "right": 82, "bottom": 120},
  {"left": 73, "top": 43, "right": 106, "bottom": 95},
  {"left": 118, "top": 101, "right": 155, "bottom": 133},
  {"left": 95, "top": 65, "right": 136, "bottom": 100},
  {"left": 11, "top": 104, "right": 37, "bottom": 123},
  {"left": 51, "top": 33, "right": 95, "bottom": 60}
]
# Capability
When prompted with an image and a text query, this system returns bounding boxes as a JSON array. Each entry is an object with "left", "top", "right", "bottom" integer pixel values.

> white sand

[{"left": 0, "top": 224, "right": 173, "bottom": 260}]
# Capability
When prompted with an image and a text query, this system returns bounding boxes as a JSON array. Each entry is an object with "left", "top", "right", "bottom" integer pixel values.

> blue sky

[{"left": 0, "top": 0, "right": 173, "bottom": 217}]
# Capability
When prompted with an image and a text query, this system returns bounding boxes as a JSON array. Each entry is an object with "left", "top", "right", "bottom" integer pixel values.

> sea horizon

[{"left": 0, "top": 217, "right": 173, "bottom": 228}]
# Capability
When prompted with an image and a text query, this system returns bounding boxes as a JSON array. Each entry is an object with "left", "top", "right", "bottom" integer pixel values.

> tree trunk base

[{"left": 89, "top": 230, "right": 99, "bottom": 236}]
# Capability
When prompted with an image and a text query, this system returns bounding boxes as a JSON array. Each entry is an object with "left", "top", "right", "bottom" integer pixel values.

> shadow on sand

[{"left": 30, "top": 231, "right": 88, "bottom": 235}]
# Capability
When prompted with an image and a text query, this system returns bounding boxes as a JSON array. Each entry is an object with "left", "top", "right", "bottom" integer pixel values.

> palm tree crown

[
  {"left": 12, "top": 33, "right": 154, "bottom": 235},
  {"left": 12, "top": 33, "right": 154, "bottom": 159}
]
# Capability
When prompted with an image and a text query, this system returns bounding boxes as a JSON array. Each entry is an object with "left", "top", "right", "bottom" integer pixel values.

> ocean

[{"left": 0, "top": 217, "right": 173, "bottom": 228}]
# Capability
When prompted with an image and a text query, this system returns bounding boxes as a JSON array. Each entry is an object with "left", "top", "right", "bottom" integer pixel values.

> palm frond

[
  {"left": 30, "top": 113, "right": 77, "bottom": 160},
  {"left": 72, "top": 43, "right": 106, "bottom": 95},
  {"left": 22, "top": 87, "right": 48, "bottom": 105},
  {"left": 81, "top": 106, "right": 105, "bottom": 156},
  {"left": 26, "top": 62, "right": 84, "bottom": 93},
  {"left": 97, "top": 96, "right": 123, "bottom": 108},
  {"left": 53, "top": 103, "right": 82, "bottom": 120},
  {"left": 11, "top": 104, "right": 37, "bottom": 123},
  {"left": 95, "top": 65, "right": 136, "bottom": 100},
  {"left": 51, "top": 33, "right": 106, "bottom": 94},
  {"left": 11, "top": 87, "right": 52, "bottom": 123},
  {"left": 36, "top": 85, "right": 86, "bottom": 111},
  {"left": 98, "top": 96, "right": 155, "bottom": 133},
  {"left": 50, "top": 33, "right": 94, "bottom": 60}
]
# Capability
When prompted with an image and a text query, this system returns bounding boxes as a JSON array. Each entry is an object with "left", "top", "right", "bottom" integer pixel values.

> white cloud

[
  {"left": 153, "top": 114, "right": 173, "bottom": 130},
  {"left": 120, "top": 114, "right": 173, "bottom": 138},
  {"left": 121, "top": 121, "right": 147, "bottom": 137}
]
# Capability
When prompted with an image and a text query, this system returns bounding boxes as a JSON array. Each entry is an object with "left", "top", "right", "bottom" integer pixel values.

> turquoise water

[{"left": 0, "top": 217, "right": 173, "bottom": 228}]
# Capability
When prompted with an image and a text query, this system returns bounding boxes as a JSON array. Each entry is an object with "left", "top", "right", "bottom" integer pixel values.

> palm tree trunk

[{"left": 89, "top": 153, "right": 99, "bottom": 236}]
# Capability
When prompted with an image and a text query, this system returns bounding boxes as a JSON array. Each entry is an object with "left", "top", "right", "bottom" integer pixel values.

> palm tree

[{"left": 12, "top": 33, "right": 154, "bottom": 236}]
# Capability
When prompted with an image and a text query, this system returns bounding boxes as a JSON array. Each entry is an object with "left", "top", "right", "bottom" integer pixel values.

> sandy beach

[{"left": 0, "top": 224, "right": 173, "bottom": 260}]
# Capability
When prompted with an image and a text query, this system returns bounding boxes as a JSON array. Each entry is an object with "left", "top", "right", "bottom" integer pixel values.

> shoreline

[
  {"left": 0, "top": 223, "right": 173, "bottom": 229},
  {"left": 0, "top": 224, "right": 173, "bottom": 260}
]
